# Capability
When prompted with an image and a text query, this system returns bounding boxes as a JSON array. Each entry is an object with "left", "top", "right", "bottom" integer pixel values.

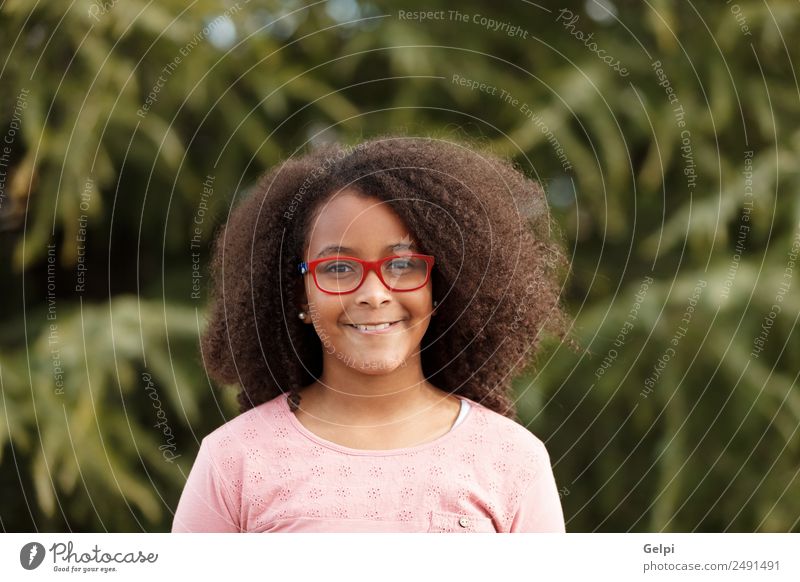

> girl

[{"left": 172, "top": 136, "right": 572, "bottom": 533}]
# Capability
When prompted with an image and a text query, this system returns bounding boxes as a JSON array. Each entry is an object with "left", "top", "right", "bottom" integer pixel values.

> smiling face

[{"left": 299, "top": 189, "right": 435, "bottom": 376}]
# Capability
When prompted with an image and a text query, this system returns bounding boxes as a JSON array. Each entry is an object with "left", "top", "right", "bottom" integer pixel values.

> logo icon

[{"left": 20, "top": 542, "right": 46, "bottom": 570}]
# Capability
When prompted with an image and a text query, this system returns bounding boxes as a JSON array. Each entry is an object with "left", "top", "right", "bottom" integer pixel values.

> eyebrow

[{"left": 314, "top": 242, "right": 417, "bottom": 259}]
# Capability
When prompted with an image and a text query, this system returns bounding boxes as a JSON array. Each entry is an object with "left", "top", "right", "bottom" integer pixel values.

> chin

[{"left": 349, "top": 357, "right": 407, "bottom": 374}]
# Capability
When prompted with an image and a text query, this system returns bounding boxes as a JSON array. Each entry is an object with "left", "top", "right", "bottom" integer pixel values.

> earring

[
  {"left": 298, "top": 312, "right": 307, "bottom": 320},
  {"left": 433, "top": 301, "right": 439, "bottom": 308}
]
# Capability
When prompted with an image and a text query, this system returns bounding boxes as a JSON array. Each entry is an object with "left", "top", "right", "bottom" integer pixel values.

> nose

[{"left": 354, "top": 267, "right": 392, "bottom": 307}]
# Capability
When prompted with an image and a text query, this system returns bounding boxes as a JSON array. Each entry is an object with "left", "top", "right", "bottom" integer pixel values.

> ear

[
  {"left": 295, "top": 278, "right": 312, "bottom": 323},
  {"left": 296, "top": 302, "right": 313, "bottom": 324}
]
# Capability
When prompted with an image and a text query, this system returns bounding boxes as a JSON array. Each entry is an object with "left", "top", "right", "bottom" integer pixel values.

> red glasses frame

[{"left": 298, "top": 254, "right": 435, "bottom": 295}]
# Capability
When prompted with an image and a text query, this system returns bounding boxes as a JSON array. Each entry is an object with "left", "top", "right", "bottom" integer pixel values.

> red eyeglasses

[{"left": 298, "top": 254, "right": 435, "bottom": 295}]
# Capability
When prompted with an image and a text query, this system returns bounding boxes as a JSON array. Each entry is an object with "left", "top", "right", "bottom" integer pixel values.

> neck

[{"left": 301, "top": 354, "right": 445, "bottom": 426}]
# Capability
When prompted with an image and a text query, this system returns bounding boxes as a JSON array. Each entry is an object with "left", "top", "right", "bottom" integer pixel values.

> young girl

[{"left": 172, "top": 136, "right": 572, "bottom": 533}]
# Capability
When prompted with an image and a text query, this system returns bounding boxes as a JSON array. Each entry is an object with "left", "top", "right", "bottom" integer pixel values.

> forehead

[{"left": 306, "top": 190, "right": 416, "bottom": 255}]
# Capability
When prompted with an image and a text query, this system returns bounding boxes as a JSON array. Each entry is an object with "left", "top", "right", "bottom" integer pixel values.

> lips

[{"left": 343, "top": 320, "right": 403, "bottom": 334}]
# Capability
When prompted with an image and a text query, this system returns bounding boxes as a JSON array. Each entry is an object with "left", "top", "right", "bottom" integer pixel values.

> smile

[{"left": 344, "top": 320, "right": 403, "bottom": 334}]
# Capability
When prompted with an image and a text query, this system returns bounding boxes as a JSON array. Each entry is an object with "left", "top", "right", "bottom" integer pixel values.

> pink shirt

[{"left": 172, "top": 392, "right": 566, "bottom": 532}]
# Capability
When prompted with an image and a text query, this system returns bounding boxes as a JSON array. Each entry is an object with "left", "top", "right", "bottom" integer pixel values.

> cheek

[
  {"left": 409, "top": 288, "right": 434, "bottom": 316},
  {"left": 402, "top": 297, "right": 434, "bottom": 339},
  {"left": 307, "top": 293, "right": 346, "bottom": 327}
]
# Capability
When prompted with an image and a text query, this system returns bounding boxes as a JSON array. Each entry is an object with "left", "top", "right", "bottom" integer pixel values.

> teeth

[{"left": 352, "top": 322, "right": 393, "bottom": 331}]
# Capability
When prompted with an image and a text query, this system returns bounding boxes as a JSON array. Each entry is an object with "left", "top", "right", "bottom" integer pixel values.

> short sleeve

[
  {"left": 171, "top": 438, "right": 241, "bottom": 532},
  {"left": 509, "top": 439, "right": 566, "bottom": 533}
]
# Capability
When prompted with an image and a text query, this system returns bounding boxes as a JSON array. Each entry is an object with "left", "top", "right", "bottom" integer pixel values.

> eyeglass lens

[{"left": 314, "top": 257, "right": 429, "bottom": 292}]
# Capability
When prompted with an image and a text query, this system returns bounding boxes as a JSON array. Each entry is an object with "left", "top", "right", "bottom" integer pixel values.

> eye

[
  {"left": 386, "top": 258, "right": 413, "bottom": 270},
  {"left": 323, "top": 261, "right": 355, "bottom": 274}
]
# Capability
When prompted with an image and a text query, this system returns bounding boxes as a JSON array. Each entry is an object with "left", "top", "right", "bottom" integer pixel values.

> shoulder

[
  {"left": 461, "top": 397, "right": 553, "bottom": 472},
  {"left": 200, "top": 392, "right": 287, "bottom": 457}
]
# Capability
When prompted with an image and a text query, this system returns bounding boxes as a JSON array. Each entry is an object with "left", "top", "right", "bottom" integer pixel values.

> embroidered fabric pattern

[{"left": 172, "top": 393, "right": 566, "bottom": 533}]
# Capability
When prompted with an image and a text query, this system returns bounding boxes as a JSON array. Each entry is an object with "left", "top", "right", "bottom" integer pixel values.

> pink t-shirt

[{"left": 172, "top": 392, "right": 566, "bottom": 533}]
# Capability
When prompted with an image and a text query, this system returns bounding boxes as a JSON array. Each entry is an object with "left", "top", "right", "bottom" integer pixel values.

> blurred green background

[{"left": 1, "top": 0, "right": 798, "bottom": 532}]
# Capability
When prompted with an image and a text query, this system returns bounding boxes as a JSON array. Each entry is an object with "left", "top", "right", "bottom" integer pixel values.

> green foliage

[{"left": 1, "top": 0, "right": 798, "bottom": 531}]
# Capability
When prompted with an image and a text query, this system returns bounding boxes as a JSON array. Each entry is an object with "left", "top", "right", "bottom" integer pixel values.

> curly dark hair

[{"left": 201, "top": 135, "right": 573, "bottom": 421}]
